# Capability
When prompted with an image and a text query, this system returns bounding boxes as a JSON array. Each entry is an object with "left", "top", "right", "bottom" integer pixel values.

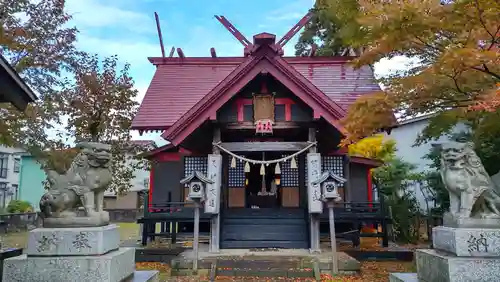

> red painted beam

[
  {"left": 367, "top": 169, "right": 373, "bottom": 208},
  {"left": 215, "top": 15, "right": 252, "bottom": 47},
  {"left": 148, "top": 164, "right": 154, "bottom": 212},
  {"left": 176, "top": 48, "right": 185, "bottom": 58}
]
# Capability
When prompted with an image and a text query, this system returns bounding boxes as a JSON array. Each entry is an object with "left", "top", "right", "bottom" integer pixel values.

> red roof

[
  {"left": 287, "top": 58, "right": 381, "bottom": 110},
  {"left": 132, "top": 58, "right": 241, "bottom": 130},
  {"left": 132, "top": 56, "right": 380, "bottom": 132}
]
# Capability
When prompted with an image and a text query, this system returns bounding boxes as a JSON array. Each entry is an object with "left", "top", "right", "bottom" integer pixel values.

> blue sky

[{"left": 64, "top": 0, "right": 412, "bottom": 144}]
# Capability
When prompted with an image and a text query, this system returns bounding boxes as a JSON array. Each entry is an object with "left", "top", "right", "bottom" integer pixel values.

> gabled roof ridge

[
  {"left": 149, "top": 57, "right": 244, "bottom": 65},
  {"left": 148, "top": 55, "right": 356, "bottom": 66}
]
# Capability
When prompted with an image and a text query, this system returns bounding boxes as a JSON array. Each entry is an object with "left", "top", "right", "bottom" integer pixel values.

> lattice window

[
  {"left": 228, "top": 157, "right": 246, "bottom": 187},
  {"left": 183, "top": 156, "right": 208, "bottom": 187},
  {"left": 305, "top": 156, "right": 344, "bottom": 187},
  {"left": 281, "top": 155, "right": 299, "bottom": 187}
]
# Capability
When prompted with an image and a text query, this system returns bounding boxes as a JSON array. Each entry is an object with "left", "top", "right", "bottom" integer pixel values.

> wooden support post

[
  {"left": 141, "top": 223, "right": 147, "bottom": 246},
  {"left": 193, "top": 201, "right": 200, "bottom": 274},
  {"left": 172, "top": 221, "right": 177, "bottom": 244},
  {"left": 327, "top": 201, "right": 338, "bottom": 274},
  {"left": 343, "top": 155, "right": 351, "bottom": 202},
  {"left": 210, "top": 127, "right": 221, "bottom": 253},
  {"left": 380, "top": 188, "right": 389, "bottom": 247},
  {"left": 308, "top": 127, "right": 321, "bottom": 253}
]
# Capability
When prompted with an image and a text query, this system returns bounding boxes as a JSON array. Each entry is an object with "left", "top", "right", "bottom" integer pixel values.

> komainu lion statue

[
  {"left": 39, "top": 142, "right": 112, "bottom": 227},
  {"left": 438, "top": 141, "right": 500, "bottom": 219}
]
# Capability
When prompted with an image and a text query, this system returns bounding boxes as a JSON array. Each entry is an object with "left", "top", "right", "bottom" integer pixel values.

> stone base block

[
  {"left": 125, "top": 271, "right": 160, "bottom": 282},
  {"left": 3, "top": 247, "right": 135, "bottom": 282},
  {"left": 389, "top": 273, "right": 418, "bottom": 282},
  {"left": 43, "top": 211, "right": 110, "bottom": 228},
  {"left": 443, "top": 213, "right": 500, "bottom": 229},
  {"left": 416, "top": 249, "right": 500, "bottom": 282},
  {"left": 433, "top": 226, "right": 500, "bottom": 257},
  {"left": 26, "top": 224, "right": 120, "bottom": 256}
]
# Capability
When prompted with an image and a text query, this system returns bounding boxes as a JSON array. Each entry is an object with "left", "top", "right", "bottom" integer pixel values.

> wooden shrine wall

[
  {"left": 149, "top": 153, "right": 183, "bottom": 211},
  {"left": 349, "top": 162, "right": 371, "bottom": 202},
  {"left": 280, "top": 154, "right": 300, "bottom": 207},
  {"left": 227, "top": 156, "right": 246, "bottom": 207}
]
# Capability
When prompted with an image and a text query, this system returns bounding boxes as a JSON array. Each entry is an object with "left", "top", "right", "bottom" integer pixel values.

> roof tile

[
  {"left": 132, "top": 58, "right": 380, "bottom": 130},
  {"left": 289, "top": 62, "right": 381, "bottom": 111},
  {"left": 132, "top": 63, "right": 239, "bottom": 129}
]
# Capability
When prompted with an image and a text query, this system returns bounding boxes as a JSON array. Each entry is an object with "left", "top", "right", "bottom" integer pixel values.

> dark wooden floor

[{"left": 220, "top": 208, "right": 309, "bottom": 249}]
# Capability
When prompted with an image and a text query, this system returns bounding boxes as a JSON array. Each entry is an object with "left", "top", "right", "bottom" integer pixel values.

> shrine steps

[{"left": 220, "top": 208, "right": 309, "bottom": 249}]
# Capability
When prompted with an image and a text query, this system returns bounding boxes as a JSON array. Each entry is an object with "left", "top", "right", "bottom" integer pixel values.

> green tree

[
  {"left": 294, "top": 3, "right": 353, "bottom": 56},
  {"left": 297, "top": 0, "right": 500, "bottom": 145},
  {"left": 0, "top": 0, "right": 78, "bottom": 157},
  {"left": 374, "top": 158, "right": 422, "bottom": 243},
  {"left": 56, "top": 53, "right": 147, "bottom": 194}
]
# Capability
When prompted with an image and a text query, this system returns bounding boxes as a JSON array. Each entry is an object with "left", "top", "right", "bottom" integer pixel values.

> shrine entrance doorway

[
  {"left": 220, "top": 150, "right": 308, "bottom": 249},
  {"left": 245, "top": 152, "right": 282, "bottom": 209}
]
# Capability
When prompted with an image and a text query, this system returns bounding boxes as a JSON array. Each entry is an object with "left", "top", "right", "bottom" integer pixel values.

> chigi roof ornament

[{"left": 215, "top": 12, "right": 313, "bottom": 56}]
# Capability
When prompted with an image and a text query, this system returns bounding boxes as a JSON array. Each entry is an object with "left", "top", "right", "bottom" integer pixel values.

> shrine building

[{"left": 132, "top": 14, "right": 389, "bottom": 251}]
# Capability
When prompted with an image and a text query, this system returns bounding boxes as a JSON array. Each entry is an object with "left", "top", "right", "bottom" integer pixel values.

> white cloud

[
  {"left": 76, "top": 34, "right": 160, "bottom": 66},
  {"left": 65, "top": 0, "right": 156, "bottom": 34},
  {"left": 265, "top": 0, "right": 312, "bottom": 23}
]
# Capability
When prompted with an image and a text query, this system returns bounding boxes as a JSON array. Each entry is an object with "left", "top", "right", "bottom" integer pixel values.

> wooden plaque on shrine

[
  {"left": 253, "top": 94, "right": 275, "bottom": 134},
  {"left": 253, "top": 94, "right": 275, "bottom": 122}
]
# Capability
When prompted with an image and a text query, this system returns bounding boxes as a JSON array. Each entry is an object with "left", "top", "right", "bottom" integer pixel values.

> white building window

[
  {"left": 11, "top": 184, "right": 18, "bottom": 200},
  {"left": 13, "top": 158, "right": 20, "bottom": 173},
  {"left": 0, "top": 154, "right": 7, "bottom": 178},
  {"left": 0, "top": 182, "right": 7, "bottom": 208},
  {"left": 143, "top": 178, "right": 150, "bottom": 189}
]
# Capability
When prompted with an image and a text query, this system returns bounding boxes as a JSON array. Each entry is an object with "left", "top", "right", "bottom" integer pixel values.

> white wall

[
  {"left": 104, "top": 153, "right": 150, "bottom": 196},
  {"left": 0, "top": 145, "right": 25, "bottom": 207},
  {"left": 129, "top": 156, "right": 150, "bottom": 192},
  {"left": 384, "top": 116, "right": 468, "bottom": 212}
]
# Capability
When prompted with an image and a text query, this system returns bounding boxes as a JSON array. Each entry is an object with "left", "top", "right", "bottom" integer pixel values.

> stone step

[
  {"left": 216, "top": 259, "right": 314, "bottom": 278},
  {"left": 217, "top": 258, "right": 312, "bottom": 269},
  {"left": 173, "top": 257, "right": 315, "bottom": 278},
  {"left": 389, "top": 273, "right": 418, "bottom": 282},
  {"left": 125, "top": 271, "right": 160, "bottom": 282},
  {"left": 216, "top": 267, "right": 314, "bottom": 278}
]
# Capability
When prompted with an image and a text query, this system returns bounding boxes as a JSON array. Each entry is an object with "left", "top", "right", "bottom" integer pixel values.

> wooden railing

[{"left": 139, "top": 192, "right": 392, "bottom": 247}]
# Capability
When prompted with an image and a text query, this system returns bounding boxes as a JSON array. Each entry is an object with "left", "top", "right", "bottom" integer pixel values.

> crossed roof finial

[{"left": 215, "top": 12, "right": 313, "bottom": 56}]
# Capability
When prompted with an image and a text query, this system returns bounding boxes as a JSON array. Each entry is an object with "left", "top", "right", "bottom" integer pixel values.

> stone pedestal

[
  {"left": 390, "top": 224, "right": 500, "bottom": 282},
  {"left": 2, "top": 225, "right": 158, "bottom": 282},
  {"left": 26, "top": 224, "right": 120, "bottom": 256}
]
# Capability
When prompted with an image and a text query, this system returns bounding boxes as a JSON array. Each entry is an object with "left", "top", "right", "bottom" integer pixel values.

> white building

[
  {"left": 0, "top": 145, "right": 25, "bottom": 208},
  {"left": 103, "top": 140, "right": 155, "bottom": 209},
  {"left": 386, "top": 114, "right": 468, "bottom": 211}
]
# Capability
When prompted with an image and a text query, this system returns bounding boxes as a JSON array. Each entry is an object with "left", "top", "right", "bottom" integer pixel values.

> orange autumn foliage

[
  {"left": 311, "top": 0, "right": 500, "bottom": 144},
  {"left": 469, "top": 83, "right": 500, "bottom": 112}
]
